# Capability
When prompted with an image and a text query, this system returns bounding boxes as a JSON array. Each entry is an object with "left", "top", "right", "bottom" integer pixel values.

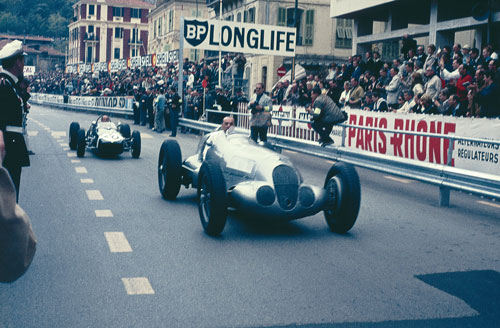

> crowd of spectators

[
  {"left": 270, "top": 38, "right": 500, "bottom": 119},
  {"left": 27, "top": 37, "right": 500, "bottom": 121}
]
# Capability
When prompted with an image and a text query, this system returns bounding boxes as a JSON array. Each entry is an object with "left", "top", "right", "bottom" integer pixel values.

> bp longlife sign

[{"left": 183, "top": 18, "right": 296, "bottom": 57}]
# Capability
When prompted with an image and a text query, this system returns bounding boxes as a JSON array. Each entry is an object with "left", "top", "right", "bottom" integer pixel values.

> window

[
  {"left": 131, "top": 8, "right": 141, "bottom": 18},
  {"left": 88, "top": 5, "right": 95, "bottom": 16},
  {"left": 168, "top": 10, "right": 174, "bottom": 31},
  {"left": 248, "top": 8, "right": 255, "bottom": 23},
  {"left": 335, "top": 18, "right": 352, "bottom": 49},
  {"left": 154, "top": 20, "right": 157, "bottom": 38},
  {"left": 88, "top": 25, "right": 94, "bottom": 34},
  {"left": 277, "top": 8, "right": 286, "bottom": 26},
  {"left": 115, "top": 27, "right": 123, "bottom": 39},
  {"left": 131, "top": 28, "right": 139, "bottom": 43},
  {"left": 87, "top": 46, "right": 93, "bottom": 62},
  {"left": 113, "top": 7, "right": 123, "bottom": 17},
  {"left": 190, "top": 49, "right": 200, "bottom": 62},
  {"left": 114, "top": 48, "right": 120, "bottom": 59},
  {"left": 158, "top": 17, "right": 162, "bottom": 36},
  {"left": 286, "top": 8, "right": 303, "bottom": 45},
  {"left": 304, "top": 10, "right": 314, "bottom": 46},
  {"left": 237, "top": 12, "right": 242, "bottom": 22},
  {"left": 132, "top": 48, "right": 138, "bottom": 57}
]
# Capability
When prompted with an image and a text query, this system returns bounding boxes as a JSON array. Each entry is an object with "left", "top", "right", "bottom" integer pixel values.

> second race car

[
  {"left": 158, "top": 131, "right": 361, "bottom": 236},
  {"left": 69, "top": 114, "right": 141, "bottom": 158}
]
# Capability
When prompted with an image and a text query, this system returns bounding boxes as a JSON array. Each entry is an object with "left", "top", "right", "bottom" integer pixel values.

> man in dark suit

[{"left": 0, "top": 40, "right": 30, "bottom": 201}]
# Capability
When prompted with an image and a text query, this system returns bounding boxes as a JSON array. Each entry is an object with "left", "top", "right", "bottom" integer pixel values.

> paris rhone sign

[{"left": 183, "top": 18, "right": 296, "bottom": 57}]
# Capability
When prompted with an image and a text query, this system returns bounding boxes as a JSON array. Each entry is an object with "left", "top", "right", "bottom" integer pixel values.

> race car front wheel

[
  {"left": 131, "top": 131, "right": 141, "bottom": 158},
  {"left": 119, "top": 124, "right": 131, "bottom": 138},
  {"left": 158, "top": 139, "right": 182, "bottom": 200},
  {"left": 69, "top": 122, "right": 80, "bottom": 150},
  {"left": 198, "top": 161, "right": 227, "bottom": 236},
  {"left": 76, "top": 128, "right": 86, "bottom": 158},
  {"left": 323, "top": 162, "right": 361, "bottom": 233}
]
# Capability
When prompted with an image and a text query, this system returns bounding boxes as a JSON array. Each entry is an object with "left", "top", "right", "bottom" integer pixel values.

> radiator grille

[{"left": 272, "top": 165, "right": 298, "bottom": 210}]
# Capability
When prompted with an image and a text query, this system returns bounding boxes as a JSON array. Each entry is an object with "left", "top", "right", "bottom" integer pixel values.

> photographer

[{"left": 248, "top": 83, "right": 272, "bottom": 142}]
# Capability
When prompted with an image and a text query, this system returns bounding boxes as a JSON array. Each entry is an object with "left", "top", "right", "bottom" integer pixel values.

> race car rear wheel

[
  {"left": 198, "top": 161, "right": 227, "bottom": 236},
  {"left": 119, "top": 123, "right": 131, "bottom": 138},
  {"left": 76, "top": 128, "right": 86, "bottom": 158},
  {"left": 158, "top": 139, "right": 182, "bottom": 200},
  {"left": 131, "top": 131, "right": 141, "bottom": 158},
  {"left": 69, "top": 122, "right": 80, "bottom": 150},
  {"left": 323, "top": 162, "right": 360, "bottom": 233}
]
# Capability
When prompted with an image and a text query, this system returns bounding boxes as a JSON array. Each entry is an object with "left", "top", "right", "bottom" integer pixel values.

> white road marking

[
  {"left": 477, "top": 200, "right": 500, "bottom": 209},
  {"left": 71, "top": 159, "right": 81, "bottom": 163},
  {"left": 63, "top": 147, "right": 70, "bottom": 151},
  {"left": 51, "top": 131, "right": 66, "bottom": 137},
  {"left": 67, "top": 153, "right": 76, "bottom": 157},
  {"left": 75, "top": 167, "right": 87, "bottom": 174},
  {"left": 122, "top": 278, "right": 155, "bottom": 295},
  {"left": 384, "top": 175, "right": 414, "bottom": 184},
  {"left": 80, "top": 178, "right": 94, "bottom": 184},
  {"left": 95, "top": 209, "right": 113, "bottom": 217},
  {"left": 140, "top": 133, "right": 153, "bottom": 139},
  {"left": 27, "top": 131, "right": 39, "bottom": 136},
  {"left": 104, "top": 232, "right": 132, "bottom": 253},
  {"left": 86, "top": 190, "right": 103, "bottom": 200}
]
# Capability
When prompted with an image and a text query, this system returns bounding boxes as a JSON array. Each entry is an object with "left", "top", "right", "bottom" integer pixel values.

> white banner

[
  {"left": 31, "top": 93, "right": 64, "bottom": 103},
  {"left": 24, "top": 66, "right": 36, "bottom": 76},
  {"left": 334, "top": 110, "right": 500, "bottom": 176},
  {"left": 271, "top": 105, "right": 293, "bottom": 127},
  {"left": 68, "top": 96, "right": 132, "bottom": 111},
  {"left": 183, "top": 18, "right": 296, "bottom": 57}
]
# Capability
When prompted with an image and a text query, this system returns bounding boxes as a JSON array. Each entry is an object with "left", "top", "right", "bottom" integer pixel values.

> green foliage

[{"left": 0, "top": 0, "right": 77, "bottom": 37}]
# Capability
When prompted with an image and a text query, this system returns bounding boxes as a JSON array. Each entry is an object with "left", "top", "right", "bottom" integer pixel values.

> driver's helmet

[{"left": 101, "top": 115, "right": 111, "bottom": 122}]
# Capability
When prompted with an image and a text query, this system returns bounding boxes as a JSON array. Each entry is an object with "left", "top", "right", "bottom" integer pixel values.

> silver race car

[
  {"left": 158, "top": 131, "right": 361, "bottom": 236},
  {"left": 69, "top": 114, "right": 141, "bottom": 158}
]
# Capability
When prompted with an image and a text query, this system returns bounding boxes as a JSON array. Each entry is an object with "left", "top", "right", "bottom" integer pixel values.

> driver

[
  {"left": 101, "top": 115, "right": 111, "bottom": 122},
  {"left": 202, "top": 116, "right": 235, "bottom": 159}
]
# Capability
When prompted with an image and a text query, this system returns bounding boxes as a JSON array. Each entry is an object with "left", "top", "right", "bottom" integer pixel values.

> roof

[
  {"left": 79, "top": 0, "right": 154, "bottom": 8},
  {"left": 0, "top": 33, "right": 54, "bottom": 43}
]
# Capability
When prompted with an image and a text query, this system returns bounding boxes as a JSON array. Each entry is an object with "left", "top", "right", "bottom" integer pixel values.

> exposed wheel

[
  {"left": 197, "top": 161, "right": 227, "bottom": 236},
  {"left": 323, "top": 162, "right": 361, "bottom": 233},
  {"left": 131, "top": 131, "right": 141, "bottom": 158},
  {"left": 69, "top": 122, "right": 80, "bottom": 150},
  {"left": 158, "top": 139, "right": 182, "bottom": 200},
  {"left": 76, "top": 128, "right": 86, "bottom": 158},
  {"left": 119, "top": 123, "right": 131, "bottom": 138}
]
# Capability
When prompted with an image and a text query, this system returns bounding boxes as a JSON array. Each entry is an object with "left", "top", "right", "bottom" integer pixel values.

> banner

[
  {"left": 24, "top": 66, "right": 36, "bottom": 76},
  {"left": 332, "top": 110, "right": 500, "bottom": 176},
  {"left": 30, "top": 93, "right": 64, "bottom": 104},
  {"left": 68, "top": 96, "right": 132, "bottom": 111},
  {"left": 271, "top": 105, "right": 293, "bottom": 127},
  {"left": 153, "top": 51, "right": 179, "bottom": 66},
  {"left": 183, "top": 18, "right": 296, "bottom": 57}
]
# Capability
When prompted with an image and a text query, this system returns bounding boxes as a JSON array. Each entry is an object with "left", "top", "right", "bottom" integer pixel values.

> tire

[
  {"left": 76, "top": 128, "right": 86, "bottom": 158},
  {"left": 119, "top": 123, "right": 131, "bottom": 138},
  {"left": 69, "top": 122, "right": 80, "bottom": 150},
  {"left": 158, "top": 139, "right": 182, "bottom": 200},
  {"left": 197, "top": 161, "right": 227, "bottom": 236},
  {"left": 131, "top": 131, "right": 141, "bottom": 158},
  {"left": 323, "top": 162, "right": 361, "bottom": 233}
]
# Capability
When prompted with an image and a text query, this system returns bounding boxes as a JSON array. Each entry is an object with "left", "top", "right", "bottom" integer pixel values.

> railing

[{"left": 32, "top": 98, "right": 500, "bottom": 206}]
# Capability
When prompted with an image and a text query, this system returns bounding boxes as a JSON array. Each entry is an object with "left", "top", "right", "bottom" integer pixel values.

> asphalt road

[{"left": 0, "top": 105, "right": 499, "bottom": 328}]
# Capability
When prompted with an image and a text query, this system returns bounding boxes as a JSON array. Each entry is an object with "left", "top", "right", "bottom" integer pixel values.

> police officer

[
  {"left": 0, "top": 40, "right": 30, "bottom": 201},
  {"left": 168, "top": 86, "right": 182, "bottom": 137}
]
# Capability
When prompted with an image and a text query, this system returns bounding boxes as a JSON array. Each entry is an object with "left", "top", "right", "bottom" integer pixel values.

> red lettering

[
  {"left": 356, "top": 116, "right": 364, "bottom": 149},
  {"left": 373, "top": 117, "right": 378, "bottom": 153},
  {"left": 348, "top": 114, "right": 357, "bottom": 147},
  {"left": 378, "top": 118, "right": 387, "bottom": 154},
  {"left": 416, "top": 121, "right": 427, "bottom": 161},
  {"left": 365, "top": 117, "right": 374, "bottom": 152},
  {"left": 404, "top": 119, "right": 415, "bottom": 159},
  {"left": 390, "top": 119, "right": 404, "bottom": 157},
  {"left": 429, "top": 121, "right": 442, "bottom": 164}
]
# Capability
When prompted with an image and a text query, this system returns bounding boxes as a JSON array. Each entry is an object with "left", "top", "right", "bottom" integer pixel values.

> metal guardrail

[{"left": 32, "top": 100, "right": 500, "bottom": 206}]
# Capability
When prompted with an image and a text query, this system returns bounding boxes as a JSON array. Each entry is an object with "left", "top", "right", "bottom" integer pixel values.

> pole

[
  {"left": 218, "top": 0, "right": 223, "bottom": 88},
  {"left": 179, "top": 17, "right": 184, "bottom": 100},
  {"left": 291, "top": 0, "right": 298, "bottom": 82}
]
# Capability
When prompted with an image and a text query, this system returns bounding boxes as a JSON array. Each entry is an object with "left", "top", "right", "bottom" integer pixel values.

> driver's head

[
  {"left": 102, "top": 115, "right": 110, "bottom": 122},
  {"left": 221, "top": 116, "right": 235, "bottom": 132}
]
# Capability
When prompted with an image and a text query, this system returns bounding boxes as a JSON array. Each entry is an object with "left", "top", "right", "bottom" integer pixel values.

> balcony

[
  {"left": 129, "top": 39, "right": 143, "bottom": 46},
  {"left": 84, "top": 33, "right": 99, "bottom": 44}
]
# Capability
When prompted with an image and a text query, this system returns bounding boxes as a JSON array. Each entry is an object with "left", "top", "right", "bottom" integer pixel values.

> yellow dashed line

[
  {"left": 86, "top": 190, "right": 103, "bottom": 200},
  {"left": 122, "top": 278, "right": 155, "bottom": 295},
  {"left": 477, "top": 200, "right": 500, "bottom": 209},
  {"left": 75, "top": 167, "right": 87, "bottom": 174},
  {"left": 104, "top": 232, "right": 132, "bottom": 253},
  {"left": 384, "top": 175, "right": 414, "bottom": 184}
]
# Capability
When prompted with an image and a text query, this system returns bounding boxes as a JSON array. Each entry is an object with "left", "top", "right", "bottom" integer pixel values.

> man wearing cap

[
  {"left": 0, "top": 40, "right": 30, "bottom": 201},
  {"left": 307, "top": 86, "right": 347, "bottom": 147}
]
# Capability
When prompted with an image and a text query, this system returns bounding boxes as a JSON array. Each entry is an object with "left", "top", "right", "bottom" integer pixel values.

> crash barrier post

[{"left": 31, "top": 96, "right": 500, "bottom": 206}]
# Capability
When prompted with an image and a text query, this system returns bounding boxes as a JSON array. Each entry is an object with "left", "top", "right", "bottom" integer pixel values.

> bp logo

[{"left": 184, "top": 19, "right": 209, "bottom": 47}]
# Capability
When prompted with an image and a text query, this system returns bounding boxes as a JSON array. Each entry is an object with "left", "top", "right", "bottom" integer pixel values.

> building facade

[
  {"left": 148, "top": 0, "right": 209, "bottom": 62},
  {"left": 67, "top": 0, "right": 154, "bottom": 65},
  {"left": 207, "top": 0, "right": 352, "bottom": 91},
  {"left": 331, "top": 0, "right": 500, "bottom": 59}
]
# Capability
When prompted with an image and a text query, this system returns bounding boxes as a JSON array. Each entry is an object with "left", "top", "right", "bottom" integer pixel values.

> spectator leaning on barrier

[
  {"left": 248, "top": 82, "right": 273, "bottom": 143},
  {"left": 307, "top": 86, "right": 347, "bottom": 147}
]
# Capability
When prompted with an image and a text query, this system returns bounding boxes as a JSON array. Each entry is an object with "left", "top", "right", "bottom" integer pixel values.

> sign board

[
  {"left": 24, "top": 66, "right": 36, "bottom": 76},
  {"left": 183, "top": 18, "right": 296, "bottom": 57},
  {"left": 277, "top": 65, "right": 286, "bottom": 77}
]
